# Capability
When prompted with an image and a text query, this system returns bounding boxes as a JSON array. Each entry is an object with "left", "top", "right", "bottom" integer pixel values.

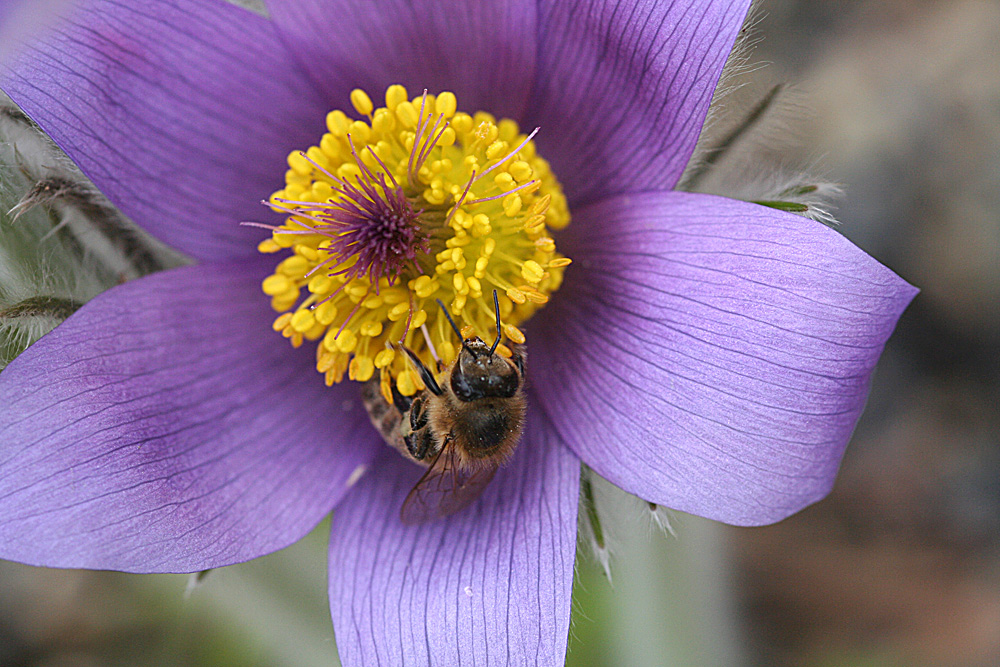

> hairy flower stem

[
  {"left": 0, "top": 296, "right": 82, "bottom": 320},
  {"left": 683, "top": 83, "right": 783, "bottom": 189},
  {"left": 581, "top": 473, "right": 606, "bottom": 550}
]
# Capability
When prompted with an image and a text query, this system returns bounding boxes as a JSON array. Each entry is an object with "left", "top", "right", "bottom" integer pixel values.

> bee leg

[
  {"left": 396, "top": 344, "right": 443, "bottom": 396},
  {"left": 508, "top": 343, "right": 526, "bottom": 377},
  {"left": 409, "top": 395, "right": 429, "bottom": 432},
  {"left": 401, "top": 396, "right": 432, "bottom": 460},
  {"left": 404, "top": 427, "right": 436, "bottom": 461},
  {"left": 389, "top": 379, "right": 414, "bottom": 414}
]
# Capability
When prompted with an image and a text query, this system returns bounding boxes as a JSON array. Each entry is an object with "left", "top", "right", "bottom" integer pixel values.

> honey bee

[{"left": 361, "top": 291, "right": 527, "bottom": 523}]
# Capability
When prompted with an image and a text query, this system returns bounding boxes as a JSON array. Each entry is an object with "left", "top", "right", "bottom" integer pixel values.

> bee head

[
  {"left": 436, "top": 291, "right": 522, "bottom": 402},
  {"left": 451, "top": 337, "right": 520, "bottom": 401}
]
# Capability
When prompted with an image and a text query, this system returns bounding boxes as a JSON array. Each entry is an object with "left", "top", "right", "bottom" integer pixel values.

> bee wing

[{"left": 399, "top": 439, "right": 498, "bottom": 524}]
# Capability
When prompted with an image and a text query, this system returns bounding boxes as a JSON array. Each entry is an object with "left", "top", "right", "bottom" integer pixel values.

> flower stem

[
  {"left": 0, "top": 295, "right": 82, "bottom": 320},
  {"left": 684, "top": 83, "right": 783, "bottom": 189}
]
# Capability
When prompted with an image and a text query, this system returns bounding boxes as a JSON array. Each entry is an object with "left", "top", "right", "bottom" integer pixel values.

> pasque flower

[{"left": 0, "top": 0, "right": 916, "bottom": 664}]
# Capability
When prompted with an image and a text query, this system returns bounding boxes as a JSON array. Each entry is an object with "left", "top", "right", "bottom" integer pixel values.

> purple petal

[
  {"left": 526, "top": 0, "right": 750, "bottom": 205},
  {"left": 0, "top": 0, "right": 78, "bottom": 67},
  {"left": 267, "top": 0, "right": 537, "bottom": 121},
  {"left": 328, "top": 406, "right": 578, "bottom": 666},
  {"left": 531, "top": 192, "right": 917, "bottom": 526},
  {"left": 0, "top": 0, "right": 329, "bottom": 261},
  {"left": 0, "top": 260, "right": 379, "bottom": 572}
]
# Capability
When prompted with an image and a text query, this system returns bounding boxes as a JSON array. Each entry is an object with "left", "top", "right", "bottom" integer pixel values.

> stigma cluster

[{"left": 256, "top": 85, "right": 570, "bottom": 395}]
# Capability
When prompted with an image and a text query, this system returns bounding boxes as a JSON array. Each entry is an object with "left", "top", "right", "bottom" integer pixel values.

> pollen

[{"left": 256, "top": 86, "right": 570, "bottom": 393}]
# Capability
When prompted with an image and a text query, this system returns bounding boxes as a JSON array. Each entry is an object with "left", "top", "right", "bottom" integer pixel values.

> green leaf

[{"left": 752, "top": 199, "right": 811, "bottom": 213}]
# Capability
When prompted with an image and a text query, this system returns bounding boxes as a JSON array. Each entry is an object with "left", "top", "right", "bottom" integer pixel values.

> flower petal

[
  {"left": 328, "top": 406, "right": 578, "bottom": 666},
  {"left": 531, "top": 192, "right": 917, "bottom": 525},
  {"left": 0, "top": 0, "right": 329, "bottom": 261},
  {"left": 266, "top": 0, "right": 537, "bottom": 121},
  {"left": 526, "top": 0, "right": 750, "bottom": 205},
  {"left": 0, "top": 0, "right": 77, "bottom": 67},
  {"left": 0, "top": 260, "right": 379, "bottom": 572}
]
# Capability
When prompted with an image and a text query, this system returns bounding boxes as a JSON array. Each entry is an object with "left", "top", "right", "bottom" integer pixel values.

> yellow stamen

[
  {"left": 257, "top": 86, "right": 571, "bottom": 387},
  {"left": 349, "top": 88, "right": 374, "bottom": 116}
]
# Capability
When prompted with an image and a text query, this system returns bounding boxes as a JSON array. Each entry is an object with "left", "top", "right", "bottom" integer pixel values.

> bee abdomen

[{"left": 361, "top": 377, "right": 404, "bottom": 449}]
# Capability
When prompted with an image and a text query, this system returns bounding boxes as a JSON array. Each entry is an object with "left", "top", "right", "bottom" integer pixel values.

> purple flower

[{"left": 0, "top": 0, "right": 916, "bottom": 664}]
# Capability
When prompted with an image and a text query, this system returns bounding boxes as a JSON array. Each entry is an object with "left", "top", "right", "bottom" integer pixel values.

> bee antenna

[
  {"left": 489, "top": 289, "right": 502, "bottom": 355},
  {"left": 435, "top": 298, "right": 465, "bottom": 341}
]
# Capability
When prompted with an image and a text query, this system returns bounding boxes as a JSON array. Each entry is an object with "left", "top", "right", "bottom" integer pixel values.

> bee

[{"left": 361, "top": 291, "right": 527, "bottom": 523}]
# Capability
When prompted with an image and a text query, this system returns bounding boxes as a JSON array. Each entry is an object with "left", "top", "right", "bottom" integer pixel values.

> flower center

[{"left": 255, "top": 85, "right": 570, "bottom": 397}]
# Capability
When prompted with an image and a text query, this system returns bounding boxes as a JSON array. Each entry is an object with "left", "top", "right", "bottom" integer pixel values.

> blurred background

[{"left": 1, "top": 0, "right": 998, "bottom": 665}]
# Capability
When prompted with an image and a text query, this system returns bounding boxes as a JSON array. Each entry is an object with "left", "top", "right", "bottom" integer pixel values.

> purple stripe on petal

[
  {"left": 0, "top": 0, "right": 329, "bottom": 261},
  {"left": 0, "top": 260, "right": 379, "bottom": 572},
  {"left": 531, "top": 192, "right": 917, "bottom": 526},
  {"left": 267, "top": 0, "right": 537, "bottom": 121},
  {"left": 328, "top": 406, "right": 578, "bottom": 666},
  {"left": 526, "top": 0, "right": 750, "bottom": 205}
]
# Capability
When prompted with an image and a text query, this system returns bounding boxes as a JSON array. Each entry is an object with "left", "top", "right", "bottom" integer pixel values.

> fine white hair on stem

[
  {"left": 699, "top": 156, "right": 845, "bottom": 226},
  {"left": 680, "top": 0, "right": 767, "bottom": 187},
  {"left": 677, "top": 1, "right": 844, "bottom": 227},
  {"left": 183, "top": 568, "right": 214, "bottom": 600},
  {"left": 0, "top": 93, "right": 183, "bottom": 370},
  {"left": 578, "top": 466, "right": 614, "bottom": 582},
  {"left": 578, "top": 467, "right": 686, "bottom": 583},
  {"left": 647, "top": 502, "right": 679, "bottom": 539}
]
